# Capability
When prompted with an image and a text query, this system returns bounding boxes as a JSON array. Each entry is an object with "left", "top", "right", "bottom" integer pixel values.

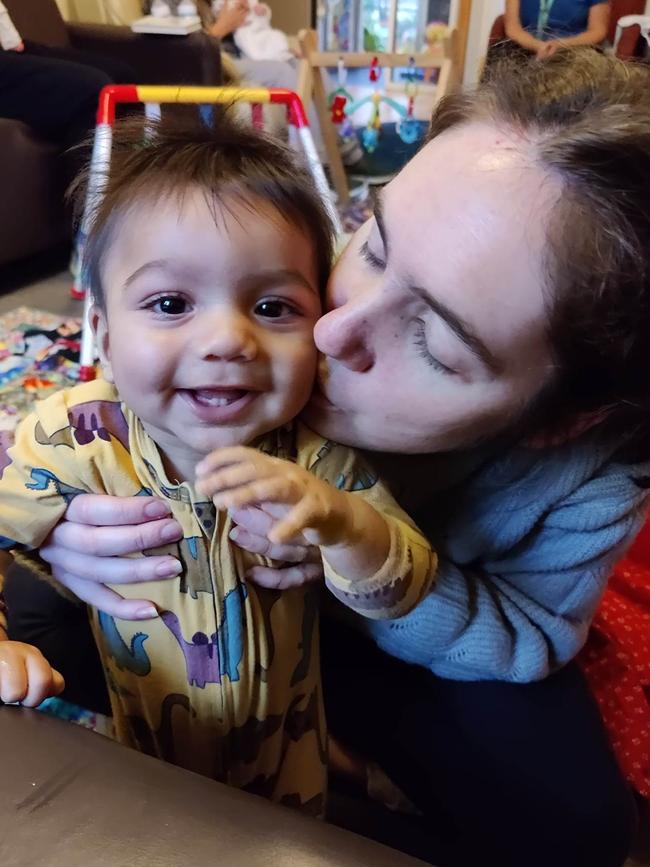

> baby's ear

[{"left": 90, "top": 305, "right": 114, "bottom": 383}]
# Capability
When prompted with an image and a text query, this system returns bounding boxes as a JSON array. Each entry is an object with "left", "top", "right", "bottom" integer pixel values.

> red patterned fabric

[{"left": 580, "top": 523, "right": 650, "bottom": 799}]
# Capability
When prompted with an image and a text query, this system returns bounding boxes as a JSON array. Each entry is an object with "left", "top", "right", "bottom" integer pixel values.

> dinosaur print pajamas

[{"left": 0, "top": 380, "right": 436, "bottom": 813}]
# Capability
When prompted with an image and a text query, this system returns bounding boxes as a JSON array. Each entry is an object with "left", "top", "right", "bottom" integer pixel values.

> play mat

[{"left": 0, "top": 306, "right": 90, "bottom": 455}]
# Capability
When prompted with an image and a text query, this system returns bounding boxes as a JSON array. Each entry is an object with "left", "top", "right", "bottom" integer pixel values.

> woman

[
  {"left": 504, "top": 0, "right": 610, "bottom": 59},
  {"left": 9, "top": 50, "right": 650, "bottom": 866}
]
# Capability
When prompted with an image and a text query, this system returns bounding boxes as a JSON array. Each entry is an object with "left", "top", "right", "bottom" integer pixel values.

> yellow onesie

[{"left": 0, "top": 379, "right": 436, "bottom": 814}]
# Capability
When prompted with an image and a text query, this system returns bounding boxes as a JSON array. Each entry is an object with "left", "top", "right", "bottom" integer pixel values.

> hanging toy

[
  {"left": 397, "top": 57, "right": 420, "bottom": 145},
  {"left": 360, "top": 59, "right": 382, "bottom": 153},
  {"left": 331, "top": 94, "right": 347, "bottom": 124},
  {"left": 329, "top": 57, "right": 352, "bottom": 124},
  {"left": 361, "top": 91, "right": 382, "bottom": 153}
]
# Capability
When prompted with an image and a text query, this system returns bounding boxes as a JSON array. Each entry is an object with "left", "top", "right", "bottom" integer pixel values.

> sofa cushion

[{"left": 0, "top": 118, "right": 68, "bottom": 266}]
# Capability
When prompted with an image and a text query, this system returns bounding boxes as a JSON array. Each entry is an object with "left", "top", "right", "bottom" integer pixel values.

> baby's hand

[
  {"left": 196, "top": 447, "right": 350, "bottom": 547},
  {"left": 0, "top": 641, "right": 65, "bottom": 707}
]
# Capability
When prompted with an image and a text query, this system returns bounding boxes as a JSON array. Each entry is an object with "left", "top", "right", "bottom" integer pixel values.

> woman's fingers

[
  {"left": 228, "top": 505, "right": 276, "bottom": 537},
  {"left": 65, "top": 494, "right": 173, "bottom": 526},
  {"left": 44, "top": 512, "right": 183, "bottom": 558},
  {"left": 245, "top": 562, "right": 324, "bottom": 589},
  {"left": 40, "top": 543, "right": 182, "bottom": 584},
  {"left": 229, "top": 525, "right": 312, "bottom": 563},
  {"left": 52, "top": 571, "right": 159, "bottom": 621}
]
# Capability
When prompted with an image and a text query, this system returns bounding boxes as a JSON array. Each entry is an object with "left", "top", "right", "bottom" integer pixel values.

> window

[{"left": 319, "top": 0, "right": 452, "bottom": 53}]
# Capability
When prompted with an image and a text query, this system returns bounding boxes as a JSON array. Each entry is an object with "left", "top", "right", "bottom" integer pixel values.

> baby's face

[{"left": 93, "top": 189, "right": 322, "bottom": 481}]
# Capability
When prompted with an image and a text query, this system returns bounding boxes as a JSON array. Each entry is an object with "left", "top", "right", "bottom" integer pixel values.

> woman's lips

[{"left": 178, "top": 388, "right": 259, "bottom": 423}]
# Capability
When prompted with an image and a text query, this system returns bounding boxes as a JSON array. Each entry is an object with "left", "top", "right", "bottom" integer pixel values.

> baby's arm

[
  {"left": 0, "top": 550, "right": 64, "bottom": 706},
  {"left": 196, "top": 446, "right": 436, "bottom": 618}
]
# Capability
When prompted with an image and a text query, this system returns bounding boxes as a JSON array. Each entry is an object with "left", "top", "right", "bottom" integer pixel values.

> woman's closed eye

[
  {"left": 414, "top": 319, "right": 456, "bottom": 375},
  {"left": 360, "top": 240, "right": 386, "bottom": 271}
]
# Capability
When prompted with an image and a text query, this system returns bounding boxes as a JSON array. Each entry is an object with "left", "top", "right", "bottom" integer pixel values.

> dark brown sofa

[
  {"left": 0, "top": 0, "right": 222, "bottom": 268},
  {"left": 0, "top": 705, "right": 427, "bottom": 867}
]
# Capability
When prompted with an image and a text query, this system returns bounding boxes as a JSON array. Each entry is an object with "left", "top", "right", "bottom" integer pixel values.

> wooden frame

[{"left": 296, "top": 27, "right": 461, "bottom": 204}]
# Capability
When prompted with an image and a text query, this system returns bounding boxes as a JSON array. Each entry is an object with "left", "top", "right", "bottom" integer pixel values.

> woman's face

[{"left": 304, "top": 121, "right": 562, "bottom": 453}]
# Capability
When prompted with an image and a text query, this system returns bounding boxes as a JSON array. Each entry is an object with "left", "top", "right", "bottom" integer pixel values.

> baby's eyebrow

[
  {"left": 241, "top": 269, "right": 318, "bottom": 296},
  {"left": 124, "top": 259, "right": 175, "bottom": 287}
]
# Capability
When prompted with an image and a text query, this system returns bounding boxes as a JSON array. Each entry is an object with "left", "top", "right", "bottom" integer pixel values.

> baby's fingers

[
  {"left": 196, "top": 462, "right": 264, "bottom": 500},
  {"left": 0, "top": 654, "right": 28, "bottom": 704},
  {"left": 195, "top": 446, "right": 259, "bottom": 478},
  {"left": 23, "top": 654, "right": 63, "bottom": 708},
  {"left": 212, "top": 477, "right": 296, "bottom": 511},
  {"left": 268, "top": 500, "right": 317, "bottom": 545}
]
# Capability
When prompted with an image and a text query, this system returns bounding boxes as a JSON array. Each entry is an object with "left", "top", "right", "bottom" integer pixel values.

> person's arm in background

[
  {"left": 504, "top": 0, "right": 546, "bottom": 53},
  {"left": 0, "top": 1, "right": 23, "bottom": 51},
  {"left": 207, "top": 0, "right": 249, "bottom": 39}
]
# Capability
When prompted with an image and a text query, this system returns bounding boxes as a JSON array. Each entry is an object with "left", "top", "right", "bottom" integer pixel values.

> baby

[{"left": 0, "top": 111, "right": 435, "bottom": 814}]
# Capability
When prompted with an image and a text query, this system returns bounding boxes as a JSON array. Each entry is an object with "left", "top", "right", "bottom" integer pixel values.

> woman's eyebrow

[
  {"left": 374, "top": 196, "right": 389, "bottom": 255},
  {"left": 410, "top": 285, "right": 503, "bottom": 374}
]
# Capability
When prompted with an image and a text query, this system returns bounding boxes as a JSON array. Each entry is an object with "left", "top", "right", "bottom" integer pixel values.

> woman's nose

[
  {"left": 198, "top": 312, "right": 258, "bottom": 363},
  {"left": 314, "top": 301, "right": 374, "bottom": 372}
]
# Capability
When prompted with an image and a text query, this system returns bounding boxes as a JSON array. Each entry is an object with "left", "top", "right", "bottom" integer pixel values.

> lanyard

[{"left": 536, "top": 0, "right": 556, "bottom": 36}]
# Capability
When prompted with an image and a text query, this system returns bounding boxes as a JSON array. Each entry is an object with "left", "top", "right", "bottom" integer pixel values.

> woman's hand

[
  {"left": 0, "top": 641, "right": 64, "bottom": 707},
  {"left": 228, "top": 504, "right": 324, "bottom": 589},
  {"left": 209, "top": 1, "right": 249, "bottom": 39},
  {"left": 39, "top": 495, "right": 184, "bottom": 620},
  {"left": 536, "top": 40, "right": 560, "bottom": 60}
]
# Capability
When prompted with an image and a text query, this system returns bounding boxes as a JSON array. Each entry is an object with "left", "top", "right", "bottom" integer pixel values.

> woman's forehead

[{"left": 379, "top": 122, "right": 560, "bottom": 361}]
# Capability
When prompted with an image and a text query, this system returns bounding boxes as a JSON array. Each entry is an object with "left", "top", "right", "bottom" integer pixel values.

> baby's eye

[
  {"left": 148, "top": 296, "right": 189, "bottom": 316},
  {"left": 255, "top": 299, "right": 298, "bottom": 319}
]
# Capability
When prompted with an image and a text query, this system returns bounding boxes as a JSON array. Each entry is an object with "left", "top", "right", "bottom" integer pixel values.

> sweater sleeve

[
  {"left": 364, "top": 462, "right": 650, "bottom": 682},
  {"left": 0, "top": 2, "right": 22, "bottom": 50},
  {"left": 297, "top": 427, "right": 437, "bottom": 620}
]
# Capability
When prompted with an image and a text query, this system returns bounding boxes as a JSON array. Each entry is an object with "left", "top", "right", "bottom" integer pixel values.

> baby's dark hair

[{"left": 72, "top": 107, "right": 335, "bottom": 309}]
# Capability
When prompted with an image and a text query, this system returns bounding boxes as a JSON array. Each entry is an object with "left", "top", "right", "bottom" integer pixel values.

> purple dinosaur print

[
  {"left": 67, "top": 400, "right": 129, "bottom": 452},
  {"left": 161, "top": 611, "right": 221, "bottom": 689}
]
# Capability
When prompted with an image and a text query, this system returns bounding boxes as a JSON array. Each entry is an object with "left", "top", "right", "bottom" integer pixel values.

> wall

[
  {"left": 463, "top": 0, "right": 503, "bottom": 83},
  {"left": 266, "top": 0, "right": 312, "bottom": 34},
  {"left": 55, "top": 0, "right": 142, "bottom": 23}
]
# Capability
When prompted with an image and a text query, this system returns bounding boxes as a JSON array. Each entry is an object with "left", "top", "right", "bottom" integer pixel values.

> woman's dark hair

[
  {"left": 429, "top": 49, "right": 650, "bottom": 458},
  {"left": 71, "top": 107, "right": 335, "bottom": 309}
]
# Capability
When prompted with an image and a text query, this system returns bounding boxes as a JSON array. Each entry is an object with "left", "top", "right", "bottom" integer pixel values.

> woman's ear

[{"left": 90, "top": 305, "right": 114, "bottom": 383}]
